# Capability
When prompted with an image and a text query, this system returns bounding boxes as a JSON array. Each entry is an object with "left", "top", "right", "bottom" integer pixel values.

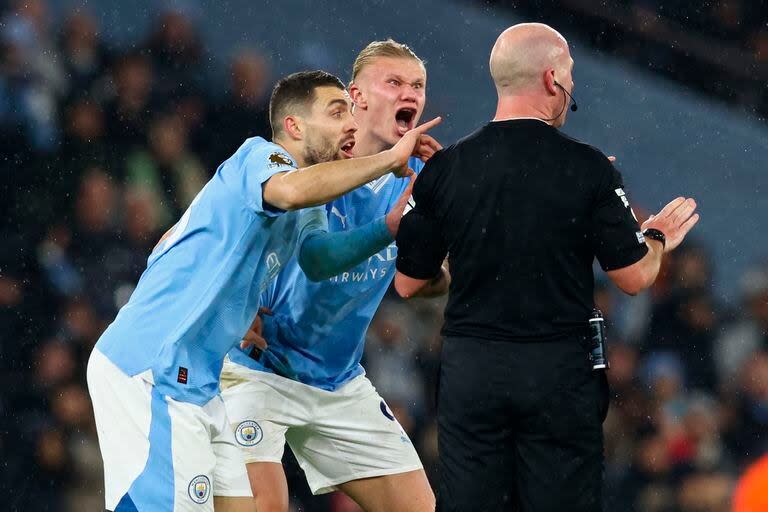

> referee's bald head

[{"left": 489, "top": 23, "right": 570, "bottom": 96}]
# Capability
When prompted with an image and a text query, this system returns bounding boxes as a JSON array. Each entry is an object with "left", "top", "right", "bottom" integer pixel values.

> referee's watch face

[{"left": 350, "top": 57, "right": 426, "bottom": 148}]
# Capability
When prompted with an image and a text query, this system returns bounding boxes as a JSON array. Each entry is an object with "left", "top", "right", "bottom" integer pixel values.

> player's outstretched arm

[
  {"left": 263, "top": 117, "right": 441, "bottom": 210},
  {"left": 298, "top": 221, "right": 392, "bottom": 282},
  {"left": 296, "top": 179, "right": 416, "bottom": 281}
]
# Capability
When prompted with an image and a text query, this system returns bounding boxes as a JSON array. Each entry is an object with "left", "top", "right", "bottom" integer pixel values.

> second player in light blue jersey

[
  {"left": 87, "top": 70, "right": 441, "bottom": 512},
  {"left": 222, "top": 41, "right": 448, "bottom": 512}
]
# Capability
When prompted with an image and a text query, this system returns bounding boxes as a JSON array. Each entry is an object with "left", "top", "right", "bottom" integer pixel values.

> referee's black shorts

[{"left": 437, "top": 335, "right": 610, "bottom": 512}]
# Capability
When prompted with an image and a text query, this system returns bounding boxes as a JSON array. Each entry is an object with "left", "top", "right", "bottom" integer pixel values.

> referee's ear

[{"left": 348, "top": 82, "right": 367, "bottom": 110}]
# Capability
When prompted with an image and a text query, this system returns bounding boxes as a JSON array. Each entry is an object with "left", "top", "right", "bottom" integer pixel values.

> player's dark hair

[{"left": 269, "top": 70, "right": 346, "bottom": 138}]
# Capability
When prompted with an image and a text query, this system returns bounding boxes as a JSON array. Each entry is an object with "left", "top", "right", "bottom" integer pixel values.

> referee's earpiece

[{"left": 554, "top": 80, "right": 579, "bottom": 112}]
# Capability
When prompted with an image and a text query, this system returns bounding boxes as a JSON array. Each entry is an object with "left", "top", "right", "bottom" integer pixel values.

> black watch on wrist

[{"left": 642, "top": 228, "right": 666, "bottom": 248}]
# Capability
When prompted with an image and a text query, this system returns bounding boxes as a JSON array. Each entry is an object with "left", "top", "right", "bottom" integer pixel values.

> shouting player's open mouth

[
  {"left": 340, "top": 137, "right": 356, "bottom": 158},
  {"left": 395, "top": 107, "right": 417, "bottom": 136}
]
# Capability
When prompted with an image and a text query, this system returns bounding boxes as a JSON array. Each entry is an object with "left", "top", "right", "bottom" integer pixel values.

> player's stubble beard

[{"left": 302, "top": 131, "right": 340, "bottom": 165}]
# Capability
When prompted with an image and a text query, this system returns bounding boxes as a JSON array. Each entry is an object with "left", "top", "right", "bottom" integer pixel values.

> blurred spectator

[
  {"left": 364, "top": 300, "right": 426, "bottom": 419},
  {"left": 124, "top": 113, "right": 207, "bottom": 226},
  {"left": 143, "top": 7, "right": 206, "bottom": 102},
  {"left": 143, "top": 6, "right": 208, "bottom": 146},
  {"left": 724, "top": 350, "right": 768, "bottom": 467},
  {"left": 714, "top": 263, "right": 768, "bottom": 389},
  {"left": 0, "top": 30, "right": 59, "bottom": 153},
  {"left": 48, "top": 97, "right": 111, "bottom": 222},
  {"left": 676, "top": 472, "right": 732, "bottom": 512},
  {"left": 206, "top": 49, "right": 271, "bottom": 165},
  {"left": 615, "top": 433, "right": 678, "bottom": 512},
  {"left": 645, "top": 244, "right": 720, "bottom": 390},
  {"left": 103, "top": 52, "right": 155, "bottom": 157},
  {"left": 59, "top": 11, "right": 110, "bottom": 100}
]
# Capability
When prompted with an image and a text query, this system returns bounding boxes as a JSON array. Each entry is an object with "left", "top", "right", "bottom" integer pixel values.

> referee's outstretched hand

[
  {"left": 642, "top": 197, "right": 700, "bottom": 253},
  {"left": 388, "top": 117, "right": 442, "bottom": 177}
]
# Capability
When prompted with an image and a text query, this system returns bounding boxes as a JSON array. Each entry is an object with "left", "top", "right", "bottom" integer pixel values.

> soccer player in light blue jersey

[
  {"left": 86, "top": 70, "right": 441, "bottom": 512},
  {"left": 221, "top": 41, "right": 449, "bottom": 512}
]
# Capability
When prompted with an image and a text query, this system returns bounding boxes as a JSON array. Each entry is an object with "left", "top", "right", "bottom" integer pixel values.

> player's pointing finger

[{"left": 414, "top": 116, "right": 442, "bottom": 134}]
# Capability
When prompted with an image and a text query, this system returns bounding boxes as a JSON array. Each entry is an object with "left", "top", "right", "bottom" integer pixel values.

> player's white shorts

[
  {"left": 220, "top": 360, "right": 423, "bottom": 495},
  {"left": 87, "top": 349, "right": 252, "bottom": 511}
]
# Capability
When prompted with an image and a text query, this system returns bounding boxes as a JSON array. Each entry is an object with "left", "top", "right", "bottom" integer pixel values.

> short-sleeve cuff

[{"left": 599, "top": 243, "right": 649, "bottom": 271}]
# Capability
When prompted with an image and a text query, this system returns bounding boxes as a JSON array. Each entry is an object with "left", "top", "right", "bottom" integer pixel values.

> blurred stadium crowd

[
  {"left": 498, "top": 0, "right": 768, "bottom": 117},
  {"left": 0, "top": 1, "right": 766, "bottom": 511}
]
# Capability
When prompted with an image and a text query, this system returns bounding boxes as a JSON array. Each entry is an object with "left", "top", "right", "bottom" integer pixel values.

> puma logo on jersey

[{"left": 330, "top": 206, "right": 347, "bottom": 228}]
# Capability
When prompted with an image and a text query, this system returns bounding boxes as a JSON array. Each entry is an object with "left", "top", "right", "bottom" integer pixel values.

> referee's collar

[{"left": 490, "top": 116, "right": 550, "bottom": 125}]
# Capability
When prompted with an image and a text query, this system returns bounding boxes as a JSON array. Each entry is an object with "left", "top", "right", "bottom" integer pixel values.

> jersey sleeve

[
  {"left": 591, "top": 159, "right": 649, "bottom": 271},
  {"left": 237, "top": 142, "right": 297, "bottom": 216},
  {"left": 408, "top": 156, "right": 426, "bottom": 175},
  {"left": 395, "top": 153, "right": 447, "bottom": 279},
  {"left": 296, "top": 206, "right": 329, "bottom": 247}
]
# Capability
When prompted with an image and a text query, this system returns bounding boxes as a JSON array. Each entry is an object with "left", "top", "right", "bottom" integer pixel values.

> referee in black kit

[{"left": 393, "top": 23, "right": 700, "bottom": 512}]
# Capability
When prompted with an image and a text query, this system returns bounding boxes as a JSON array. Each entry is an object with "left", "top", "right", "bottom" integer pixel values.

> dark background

[{"left": 1, "top": 0, "right": 767, "bottom": 510}]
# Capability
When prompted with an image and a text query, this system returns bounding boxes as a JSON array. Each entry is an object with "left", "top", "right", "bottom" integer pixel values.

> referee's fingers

[
  {"left": 658, "top": 197, "right": 686, "bottom": 218},
  {"left": 679, "top": 212, "right": 700, "bottom": 236},
  {"left": 671, "top": 198, "right": 697, "bottom": 225}
]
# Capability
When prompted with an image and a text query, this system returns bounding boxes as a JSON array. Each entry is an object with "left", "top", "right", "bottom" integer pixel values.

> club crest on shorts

[
  {"left": 188, "top": 475, "right": 211, "bottom": 504},
  {"left": 235, "top": 420, "right": 263, "bottom": 446}
]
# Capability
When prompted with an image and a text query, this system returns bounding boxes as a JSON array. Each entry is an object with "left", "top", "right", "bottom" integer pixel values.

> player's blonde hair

[{"left": 350, "top": 39, "right": 425, "bottom": 83}]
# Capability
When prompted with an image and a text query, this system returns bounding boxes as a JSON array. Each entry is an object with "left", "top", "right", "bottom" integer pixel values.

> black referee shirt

[{"left": 396, "top": 119, "right": 648, "bottom": 341}]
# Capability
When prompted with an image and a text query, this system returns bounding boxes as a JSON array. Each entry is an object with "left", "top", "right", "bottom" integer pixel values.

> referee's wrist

[
  {"left": 642, "top": 228, "right": 666, "bottom": 250},
  {"left": 646, "top": 238, "right": 664, "bottom": 253}
]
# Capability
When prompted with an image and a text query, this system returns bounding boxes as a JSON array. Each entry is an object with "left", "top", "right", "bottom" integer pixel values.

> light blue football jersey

[
  {"left": 95, "top": 137, "right": 326, "bottom": 405},
  {"left": 228, "top": 157, "right": 424, "bottom": 390}
]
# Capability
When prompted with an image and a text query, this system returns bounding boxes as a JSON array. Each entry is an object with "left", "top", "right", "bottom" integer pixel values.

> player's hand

[
  {"left": 385, "top": 175, "right": 416, "bottom": 237},
  {"left": 240, "top": 307, "right": 273, "bottom": 351},
  {"left": 388, "top": 117, "right": 442, "bottom": 177},
  {"left": 413, "top": 134, "right": 443, "bottom": 163},
  {"left": 607, "top": 156, "right": 616, "bottom": 162},
  {"left": 641, "top": 197, "right": 700, "bottom": 253}
]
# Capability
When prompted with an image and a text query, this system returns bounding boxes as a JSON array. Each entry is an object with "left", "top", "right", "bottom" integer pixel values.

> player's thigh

[
  {"left": 88, "top": 349, "right": 221, "bottom": 512},
  {"left": 87, "top": 349, "right": 154, "bottom": 510},
  {"left": 220, "top": 373, "right": 293, "bottom": 510},
  {"left": 337, "top": 469, "right": 435, "bottom": 512},
  {"left": 221, "top": 373, "right": 293, "bottom": 466},
  {"left": 213, "top": 496, "right": 257, "bottom": 512},
  {"left": 286, "top": 376, "right": 424, "bottom": 496},
  {"left": 245, "top": 462, "right": 289, "bottom": 512},
  {"left": 165, "top": 398, "right": 224, "bottom": 511},
  {"left": 209, "top": 395, "right": 254, "bottom": 503}
]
